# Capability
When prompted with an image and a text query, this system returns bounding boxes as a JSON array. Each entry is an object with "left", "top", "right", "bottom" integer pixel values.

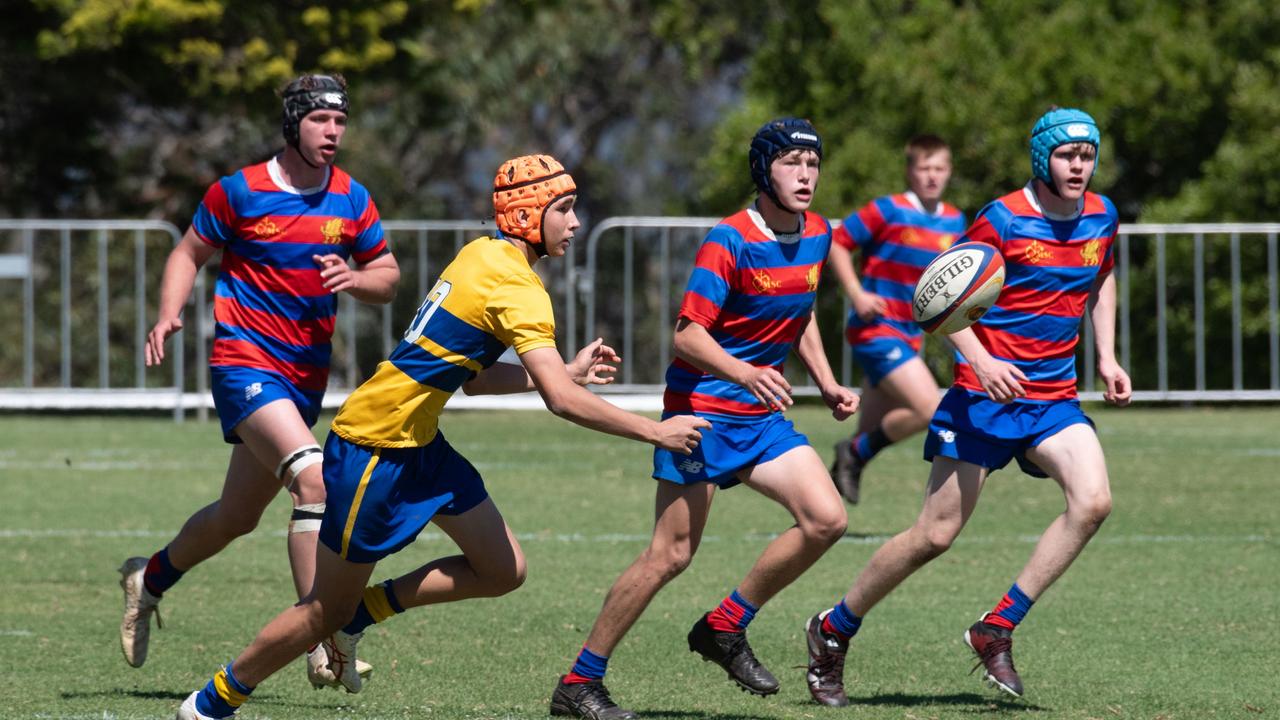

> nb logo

[
  {"left": 886, "top": 347, "right": 903, "bottom": 362},
  {"left": 244, "top": 382, "right": 263, "bottom": 401},
  {"left": 677, "top": 459, "right": 704, "bottom": 474},
  {"left": 936, "top": 429, "right": 956, "bottom": 444}
]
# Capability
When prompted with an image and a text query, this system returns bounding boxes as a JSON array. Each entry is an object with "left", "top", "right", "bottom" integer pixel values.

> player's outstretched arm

[
  {"left": 1088, "top": 267, "right": 1131, "bottom": 406},
  {"left": 948, "top": 326, "right": 1027, "bottom": 403},
  {"left": 146, "top": 228, "right": 218, "bottom": 367},
  {"left": 314, "top": 252, "right": 400, "bottom": 304},
  {"left": 793, "top": 311, "right": 859, "bottom": 420},
  {"left": 462, "top": 339, "right": 620, "bottom": 396},
  {"left": 673, "top": 318, "right": 793, "bottom": 411},
  {"left": 522, "top": 346, "right": 709, "bottom": 454}
]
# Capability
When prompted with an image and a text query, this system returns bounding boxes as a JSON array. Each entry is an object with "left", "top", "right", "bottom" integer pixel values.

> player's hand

[
  {"left": 821, "top": 383, "right": 860, "bottom": 421},
  {"left": 1098, "top": 358, "right": 1131, "bottom": 407},
  {"left": 852, "top": 292, "right": 887, "bottom": 322},
  {"left": 655, "top": 415, "right": 712, "bottom": 455},
  {"left": 567, "top": 337, "right": 620, "bottom": 387},
  {"left": 972, "top": 358, "right": 1027, "bottom": 403},
  {"left": 738, "top": 365, "right": 793, "bottom": 412},
  {"left": 314, "top": 254, "right": 358, "bottom": 294},
  {"left": 145, "top": 316, "right": 184, "bottom": 367}
]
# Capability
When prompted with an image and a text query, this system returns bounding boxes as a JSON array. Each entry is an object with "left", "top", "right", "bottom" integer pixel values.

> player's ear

[{"left": 516, "top": 209, "right": 530, "bottom": 227}]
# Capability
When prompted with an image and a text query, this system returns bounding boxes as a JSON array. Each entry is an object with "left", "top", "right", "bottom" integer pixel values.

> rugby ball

[{"left": 912, "top": 242, "right": 1005, "bottom": 335}]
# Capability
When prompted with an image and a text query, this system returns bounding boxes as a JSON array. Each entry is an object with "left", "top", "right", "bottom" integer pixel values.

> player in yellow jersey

[{"left": 175, "top": 155, "right": 711, "bottom": 719}]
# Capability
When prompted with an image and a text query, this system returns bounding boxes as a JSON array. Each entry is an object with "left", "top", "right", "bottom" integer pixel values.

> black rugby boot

[{"left": 687, "top": 613, "right": 779, "bottom": 696}]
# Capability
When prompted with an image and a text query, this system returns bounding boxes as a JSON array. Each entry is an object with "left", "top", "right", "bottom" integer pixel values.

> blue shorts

[
  {"left": 923, "top": 387, "right": 1094, "bottom": 477},
  {"left": 851, "top": 337, "right": 919, "bottom": 387},
  {"left": 319, "top": 431, "right": 489, "bottom": 564},
  {"left": 653, "top": 412, "right": 809, "bottom": 489},
  {"left": 210, "top": 366, "right": 324, "bottom": 443}
]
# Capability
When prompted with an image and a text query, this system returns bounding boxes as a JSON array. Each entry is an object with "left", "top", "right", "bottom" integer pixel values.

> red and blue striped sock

[
  {"left": 194, "top": 662, "right": 253, "bottom": 719},
  {"left": 142, "top": 546, "right": 185, "bottom": 598},
  {"left": 564, "top": 645, "right": 609, "bottom": 684},
  {"left": 985, "top": 582, "right": 1035, "bottom": 631},
  {"left": 851, "top": 428, "right": 891, "bottom": 463},
  {"left": 820, "top": 599, "right": 863, "bottom": 642},
  {"left": 706, "top": 588, "right": 759, "bottom": 633}
]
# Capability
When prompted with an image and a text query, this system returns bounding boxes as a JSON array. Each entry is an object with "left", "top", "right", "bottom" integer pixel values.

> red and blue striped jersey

[
  {"left": 954, "top": 185, "right": 1118, "bottom": 401},
  {"left": 191, "top": 161, "right": 388, "bottom": 392},
  {"left": 833, "top": 192, "right": 966, "bottom": 348},
  {"left": 665, "top": 207, "right": 831, "bottom": 419}
]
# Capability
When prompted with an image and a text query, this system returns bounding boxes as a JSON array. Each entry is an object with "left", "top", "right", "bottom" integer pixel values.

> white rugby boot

[
  {"left": 118, "top": 556, "right": 163, "bottom": 668},
  {"left": 176, "top": 690, "right": 230, "bottom": 719},
  {"left": 323, "top": 630, "right": 366, "bottom": 693},
  {"left": 306, "top": 641, "right": 373, "bottom": 690}
]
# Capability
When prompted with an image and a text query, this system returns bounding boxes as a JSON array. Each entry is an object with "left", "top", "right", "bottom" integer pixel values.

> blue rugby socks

[
  {"left": 851, "top": 427, "right": 891, "bottom": 463},
  {"left": 985, "top": 582, "right": 1035, "bottom": 631},
  {"left": 821, "top": 599, "right": 863, "bottom": 642},
  {"left": 342, "top": 579, "right": 405, "bottom": 635},
  {"left": 706, "top": 588, "right": 759, "bottom": 633},
  {"left": 564, "top": 645, "right": 610, "bottom": 684},
  {"left": 143, "top": 546, "right": 185, "bottom": 598},
  {"left": 194, "top": 663, "right": 253, "bottom": 718}
]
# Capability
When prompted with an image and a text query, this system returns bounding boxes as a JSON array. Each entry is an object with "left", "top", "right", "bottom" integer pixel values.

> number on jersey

[{"left": 404, "top": 279, "right": 453, "bottom": 343}]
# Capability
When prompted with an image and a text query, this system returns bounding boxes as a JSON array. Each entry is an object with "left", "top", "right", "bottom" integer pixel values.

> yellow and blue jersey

[{"left": 332, "top": 236, "right": 557, "bottom": 447}]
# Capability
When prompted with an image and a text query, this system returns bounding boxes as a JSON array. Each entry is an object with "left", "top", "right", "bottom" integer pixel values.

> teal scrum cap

[{"left": 1029, "top": 108, "right": 1100, "bottom": 187}]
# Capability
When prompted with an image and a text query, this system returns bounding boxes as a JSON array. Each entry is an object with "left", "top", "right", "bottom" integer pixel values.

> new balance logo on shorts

[
  {"left": 244, "top": 382, "right": 263, "bottom": 401},
  {"left": 936, "top": 429, "right": 956, "bottom": 444},
  {"left": 678, "top": 459, "right": 705, "bottom": 474},
  {"left": 886, "top": 346, "right": 903, "bottom": 362}
]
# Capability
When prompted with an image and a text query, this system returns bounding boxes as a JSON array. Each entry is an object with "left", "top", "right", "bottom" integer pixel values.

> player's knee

[
  {"left": 803, "top": 508, "right": 848, "bottom": 545},
  {"left": 289, "top": 465, "right": 326, "bottom": 505},
  {"left": 644, "top": 544, "right": 694, "bottom": 580},
  {"left": 1072, "top": 489, "right": 1112, "bottom": 527},
  {"left": 914, "top": 525, "right": 959, "bottom": 559},
  {"left": 212, "top": 503, "right": 264, "bottom": 538},
  {"left": 483, "top": 555, "right": 528, "bottom": 597}
]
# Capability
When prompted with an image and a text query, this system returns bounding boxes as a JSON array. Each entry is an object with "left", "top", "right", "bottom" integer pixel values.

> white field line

[{"left": 0, "top": 528, "right": 1269, "bottom": 545}]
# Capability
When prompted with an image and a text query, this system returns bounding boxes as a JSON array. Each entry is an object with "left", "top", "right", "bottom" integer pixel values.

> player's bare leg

[
  {"left": 241, "top": 545, "right": 375, "bottom": 685},
  {"left": 683, "top": 446, "right": 847, "bottom": 697},
  {"left": 843, "top": 457, "right": 988, "bottom": 614},
  {"left": 1014, "top": 423, "right": 1112, "bottom": 595},
  {"left": 875, "top": 358, "right": 942, "bottom": 443},
  {"left": 551, "top": 483, "right": 714, "bottom": 719},
  {"left": 121, "top": 401, "right": 319, "bottom": 669},
  {"left": 582, "top": 482, "right": 716, "bottom": 656},
  {"left": 387, "top": 498, "right": 527, "bottom": 607},
  {"left": 834, "top": 358, "right": 939, "bottom": 504},
  {"left": 737, "top": 446, "right": 848, "bottom": 604}
]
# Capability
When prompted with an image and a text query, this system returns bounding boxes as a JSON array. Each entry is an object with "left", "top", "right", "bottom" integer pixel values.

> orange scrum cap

[{"left": 493, "top": 154, "right": 577, "bottom": 252}]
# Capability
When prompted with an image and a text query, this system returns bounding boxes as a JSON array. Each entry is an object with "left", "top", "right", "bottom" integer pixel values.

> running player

[
  {"left": 828, "top": 135, "right": 966, "bottom": 504},
  {"left": 173, "top": 154, "right": 709, "bottom": 719},
  {"left": 804, "top": 107, "right": 1131, "bottom": 707},
  {"left": 119, "top": 74, "right": 399, "bottom": 688},
  {"left": 550, "top": 118, "right": 858, "bottom": 720}
]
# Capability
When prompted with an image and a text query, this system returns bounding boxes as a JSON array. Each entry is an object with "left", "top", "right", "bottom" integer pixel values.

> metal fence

[
  {"left": 580, "top": 219, "right": 1280, "bottom": 402},
  {"left": 2, "top": 218, "right": 1279, "bottom": 417}
]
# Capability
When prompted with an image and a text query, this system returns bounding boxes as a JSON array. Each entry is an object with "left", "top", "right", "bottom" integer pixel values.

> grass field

[{"left": 2, "top": 406, "right": 1276, "bottom": 720}]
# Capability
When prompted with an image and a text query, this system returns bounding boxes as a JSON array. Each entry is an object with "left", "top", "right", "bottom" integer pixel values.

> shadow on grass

[
  {"left": 61, "top": 689, "right": 189, "bottom": 701},
  {"left": 629, "top": 712, "right": 776, "bottom": 720},
  {"left": 841, "top": 691, "right": 1044, "bottom": 712},
  {"left": 60, "top": 689, "right": 350, "bottom": 710}
]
